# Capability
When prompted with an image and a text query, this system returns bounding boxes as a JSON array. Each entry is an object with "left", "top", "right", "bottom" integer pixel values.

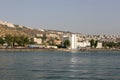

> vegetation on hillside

[{"left": 0, "top": 35, "right": 34, "bottom": 48}]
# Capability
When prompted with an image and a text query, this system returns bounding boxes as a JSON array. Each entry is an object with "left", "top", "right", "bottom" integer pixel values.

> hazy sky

[{"left": 0, "top": 0, "right": 120, "bottom": 35}]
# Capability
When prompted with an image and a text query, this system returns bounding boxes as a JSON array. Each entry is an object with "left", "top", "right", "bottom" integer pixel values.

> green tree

[
  {"left": 5, "top": 35, "right": 14, "bottom": 47},
  {"left": 29, "top": 38, "right": 35, "bottom": 44},
  {"left": 108, "top": 42, "right": 115, "bottom": 48},
  {"left": 94, "top": 40, "right": 98, "bottom": 48},
  {"left": 20, "top": 35, "right": 29, "bottom": 46},
  {"left": 0, "top": 37, "right": 5, "bottom": 45},
  {"left": 12, "top": 35, "right": 18, "bottom": 46},
  {"left": 64, "top": 40, "right": 71, "bottom": 48},
  {"left": 5, "top": 35, "right": 30, "bottom": 47},
  {"left": 90, "top": 39, "right": 98, "bottom": 48},
  {"left": 90, "top": 39, "right": 94, "bottom": 48}
]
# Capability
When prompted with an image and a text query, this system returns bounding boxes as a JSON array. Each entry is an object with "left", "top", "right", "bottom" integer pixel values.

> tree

[
  {"left": 90, "top": 39, "right": 98, "bottom": 48},
  {"left": 4, "top": 35, "right": 14, "bottom": 47},
  {"left": 29, "top": 38, "right": 35, "bottom": 44},
  {"left": 94, "top": 40, "right": 98, "bottom": 48},
  {"left": 64, "top": 40, "right": 71, "bottom": 48},
  {"left": 0, "top": 37, "right": 5, "bottom": 45},
  {"left": 12, "top": 35, "right": 18, "bottom": 46},
  {"left": 107, "top": 42, "right": 116, "bottom": 48},
  {"left": 20, "top": 35, "right": 29, "bottom": 46},
  {"left": 5, "top": 35, "right": 30, "bottom": 47},
  {"left": 90, "top": 39, "right": 94, "bottom": 48}
]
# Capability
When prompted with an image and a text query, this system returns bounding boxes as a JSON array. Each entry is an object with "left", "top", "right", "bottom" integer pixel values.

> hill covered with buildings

[{"left": 0, "top": 20, "right": 120, "bottom": 50}]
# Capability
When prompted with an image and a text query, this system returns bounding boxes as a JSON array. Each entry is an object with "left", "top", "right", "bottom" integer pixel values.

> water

[{"left": 0, "top": 51, "right": 120, "bottom": 80}]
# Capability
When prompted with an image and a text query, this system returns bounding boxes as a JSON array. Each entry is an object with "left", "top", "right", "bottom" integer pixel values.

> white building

[
  {"left": 62, "top": 34, "right": 77, "bottom": 49},
  {"left": 96, "top": 42, "right": 102, "bottom": 48},
  {"left": 77, "top": 41, "right": 90, "bottom": 48},
  {"left": 69, "top": 34, "right": 77, "bottom": 49},
  {"left": 63, "top": 34, "right": 90, "bottom": 50},
  {"left": 63, "top": 34, "right": 103, "bottom": 50},
  {"left": 34, "top": 38, "right": 42, "bottom": 44},
  {"left": 36, "top": 34, "right": 43, "bottom": 37}
]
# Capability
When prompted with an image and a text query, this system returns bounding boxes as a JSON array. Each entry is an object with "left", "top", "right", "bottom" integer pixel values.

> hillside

[{"left": 0, "top": 20, "right": 44, "bottom": 37}]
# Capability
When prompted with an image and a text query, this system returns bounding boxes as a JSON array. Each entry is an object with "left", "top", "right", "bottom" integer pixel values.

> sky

[{"left": 0, "top": 0, "right": 120, "bottom": 35}]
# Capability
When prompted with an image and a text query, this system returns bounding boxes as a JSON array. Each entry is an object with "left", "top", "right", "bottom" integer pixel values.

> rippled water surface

[{"left": 0, "top": 51, "right": 120, "bottom": 80}]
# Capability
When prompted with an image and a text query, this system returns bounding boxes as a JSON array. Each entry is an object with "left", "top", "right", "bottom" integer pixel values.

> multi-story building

[{"left": 62, "top": 34, "right": 91, "bottom": 50}]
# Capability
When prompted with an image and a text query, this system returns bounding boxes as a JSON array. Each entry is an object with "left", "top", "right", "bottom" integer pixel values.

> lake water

[{"left": 0, "top": 51, "right": 120, "bottom": 80}]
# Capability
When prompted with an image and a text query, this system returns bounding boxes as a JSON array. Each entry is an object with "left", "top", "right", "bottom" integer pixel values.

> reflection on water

[{"left": 0, "top": 51, "right": 120, "bottom": 80}]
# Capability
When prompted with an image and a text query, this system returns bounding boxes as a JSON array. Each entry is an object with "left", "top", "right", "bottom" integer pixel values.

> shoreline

[
  {"left": 0, "top": 48, "right": 119, "bottom": 52},
  {"left": 0, "top": 48, "right": 57, "bottom": 52}
]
